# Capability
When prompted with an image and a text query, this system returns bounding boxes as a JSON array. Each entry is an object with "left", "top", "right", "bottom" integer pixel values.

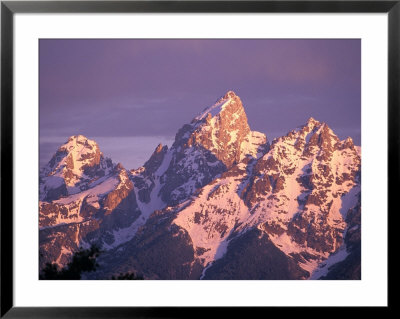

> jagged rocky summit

[{"left": 39, "top": 91, "right": 361, "bottom": 280}]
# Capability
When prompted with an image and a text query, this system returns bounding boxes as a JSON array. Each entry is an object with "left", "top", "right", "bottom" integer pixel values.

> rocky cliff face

[
  {"left": 39, "top": 91, "right": 360, "bottom": 280},
  {"left": 185, "top": 91, "right": 264, "bottom": 167}
]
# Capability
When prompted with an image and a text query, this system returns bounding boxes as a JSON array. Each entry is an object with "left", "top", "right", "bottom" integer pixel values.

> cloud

[{"left": 39, "top": 39, "right": 360, "bottom": 166}]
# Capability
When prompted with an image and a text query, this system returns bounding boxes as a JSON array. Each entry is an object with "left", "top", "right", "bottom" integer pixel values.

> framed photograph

[{"left": 1, "top": 0, "right": 395, "bottom": 316}]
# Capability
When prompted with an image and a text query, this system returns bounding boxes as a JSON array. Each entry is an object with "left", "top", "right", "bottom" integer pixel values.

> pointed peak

[
  {"left": 67, "top": 134, "right": 90, "bottom": 143},
  {"left": 150, "top": 143, "right": 167, "bottom": 158},
  {"left": 319, "top": 122, "right": 336, "bottom": 135},
  {"left": 63, "top": 135, "right": 98, "bottom": 150},
  {"left": 52, "top": 135, "right": 102, "bottom": 168},
  {"left": 192, "top": 91, "right": 243, "bottom": 123},
  {"left": 155, "top": 143, "right": 164, "bottom": 153},
  {"left": 306, "top": 117, "right": 321, "bottom": 127},
  {"left": 143, "top": 143, "right": 168, "bottom": 175},
  {"left": 223, "top": 90, "right": 238, "bottom": 99},
  {"left": 300, "top": 117, "right": 324, "bottom": 134},
  {"left": 41, "top": 134, "right": 113, "bottom": 193},
  {"left": 216, "top": 90, "right": 240, "bottom": 105},
  {"left": 320, "top": 122, "right": 329, "bottom": 130},
  {"left": 173, "top": 91, "right": 252, "bottom": 168},
  {"left": 341, "top": 136, "right": 355, "bottom": 150},
  {"left": 194, "top": 91, "right": 242, "bottom": 122}
]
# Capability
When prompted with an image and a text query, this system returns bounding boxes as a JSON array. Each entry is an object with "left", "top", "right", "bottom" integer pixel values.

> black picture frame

[{"left": 1, "top": 0, "right": 395, "bottom": 317}]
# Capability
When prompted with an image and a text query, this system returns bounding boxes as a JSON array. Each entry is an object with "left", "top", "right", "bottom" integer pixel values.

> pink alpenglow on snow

[{"left": 39, "top": 90, "right": 361, "bottom": 280}]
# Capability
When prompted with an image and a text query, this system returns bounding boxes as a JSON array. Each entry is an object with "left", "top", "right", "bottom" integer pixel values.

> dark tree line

[
  {"left": 40, "top": 245, "right": 143, "bottom": 280},
  {"left": 111, "top": 272, "right": 144, "bottom": 280},
  {"left": 39, "top": 245, "right": 100, "bottom": 280}
]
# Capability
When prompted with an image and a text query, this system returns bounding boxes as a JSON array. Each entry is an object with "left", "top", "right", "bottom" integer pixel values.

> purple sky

[{"left": 40, "top": 39, "right": 361, "bottom": 169}]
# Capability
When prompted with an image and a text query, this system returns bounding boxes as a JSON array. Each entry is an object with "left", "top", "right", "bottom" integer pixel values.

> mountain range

[{"left": 39, "top": 91, "right": 361, "bottom": 280}]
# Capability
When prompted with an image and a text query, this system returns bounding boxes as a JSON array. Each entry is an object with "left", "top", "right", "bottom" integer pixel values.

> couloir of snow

[
  {"left": 309, "top": 245, "right": 350, "bottom": 279},
  {"left": 103, "top": 150, "right": 174, "bottom": 249},
  {"left": 174, "top": 169, "right": 251, "bottom": 268}
]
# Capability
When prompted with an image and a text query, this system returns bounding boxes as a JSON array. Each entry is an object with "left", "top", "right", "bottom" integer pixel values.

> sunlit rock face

[
  {"left": 39, "top": 135, "right": 114, "bottom": 201},
  {"left": 39, "top": 91, "right": 360, "bottom": 280},
  {"left": 186, "top": 90, "right": 260, "bottom": 167}
]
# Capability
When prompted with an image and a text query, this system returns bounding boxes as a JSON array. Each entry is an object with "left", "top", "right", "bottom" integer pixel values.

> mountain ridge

[{"left": 39, "top": 90, "right": 361, "bottom": 280}]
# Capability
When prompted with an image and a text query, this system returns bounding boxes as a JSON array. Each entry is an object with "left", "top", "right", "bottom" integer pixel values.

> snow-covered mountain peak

[
  {"left": 40, "top": 135, "right": 114, "bottom": 201},
  {"left": 193, "top": 90, "right": 243, "bottom": 123},
  {"left": 306, "top": 116, "right": 320, "bottom": 127},
  {"left": 66, "top": 134, "right": 94, "bottom": 144},
  {"left": 42, "top": 134, "right": 104, "bottom": 177},
  {"left": 276, "top": 118, "right": 339, "bottom": 154},
  {"left": 174, "top": 91, "right": 267, "bottom": 169},
  {"left": 341, "top": 136, "right": 355, "bottom": 149},
  {"left": 306, "top": 122, "right": 341, "bottom": 151},
  {"left": 299, "top": 119, "right": 341, "bottom": 148},
  {"left": 64, "top": 134, "right": 98, "bottom": 155},
  {"left": 223, "top": 90, "right": 238, "bottom": 99}
]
